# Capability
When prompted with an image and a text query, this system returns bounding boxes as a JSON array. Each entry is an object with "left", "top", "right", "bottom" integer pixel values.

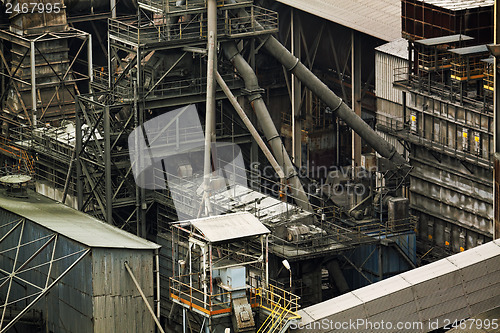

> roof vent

[{"left": 0, "top": 175, "right": 32, "bottom": 198}]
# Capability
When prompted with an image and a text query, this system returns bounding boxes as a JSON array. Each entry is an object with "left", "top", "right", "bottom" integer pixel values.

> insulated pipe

[
  {"left": 261, "top": 35, "right": 407, "bottom": 167},
  {"left": 222, "top": 42, "right": 312, "bottom": 211}
]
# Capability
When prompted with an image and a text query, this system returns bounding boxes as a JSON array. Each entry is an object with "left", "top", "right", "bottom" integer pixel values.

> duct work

[
  {"left": 227, "top": 3, "right": 408, "bottom": 168},
  {"left": 222, "top": 42, "right": 313, "bottom": 211},
  {"left": 260, "top": 35, "right": 408, "bottom": 167}
]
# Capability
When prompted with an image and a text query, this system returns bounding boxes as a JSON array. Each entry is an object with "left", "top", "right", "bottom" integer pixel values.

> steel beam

[
  {"left": 351, "top": 31, "right": 362, "bottom": 169},
  {"left": 104, "top": 105, "right": 112, "bottom": 224},
  {"left": 291, "top": 9, "right": 302, "bottom": 167},
  {"left": 494, "top": 0, "right": 500, "bottom": 239}
]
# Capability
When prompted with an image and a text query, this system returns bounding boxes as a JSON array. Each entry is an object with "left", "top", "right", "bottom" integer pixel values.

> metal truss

[
  {"left": 75, "top": 93, "right": 148, "bottom": 234},
  {"left": 0, "top": 27, "right": 92, "bottom": 128},
  {"left": 0, "top": 218, "right": 90, "bottom": 332}
]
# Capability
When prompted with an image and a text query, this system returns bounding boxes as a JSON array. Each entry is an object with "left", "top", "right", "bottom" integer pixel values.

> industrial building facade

[{"left": 0, "top": 0, "right": 498, "bottom": 332}]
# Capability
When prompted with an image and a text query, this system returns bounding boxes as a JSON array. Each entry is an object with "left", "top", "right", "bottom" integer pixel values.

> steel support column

[
  {"left": 291, "top": 9, "right": 302, "bottom": 167},
  {"left": 351, "top": 31, "right": 362, "bottom": 169},
  {"left": 87, "top": 34, "right": 93, "bottom": 93},
  {"left": 30, "top": 40, "right": 36, "bottom": 127},
  {"left": 76, "top": 97, "right": 83, "bottom": 210},
  {"left": 104, "top": 105, "right": 112, "bottom": 224}
]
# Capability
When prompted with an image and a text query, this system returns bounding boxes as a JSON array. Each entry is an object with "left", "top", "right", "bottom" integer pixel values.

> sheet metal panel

[
  {"left": 414, "top": 34, "right": 474, "bottom": 46},
  {"left": 375, "top": 44, "right": 409, "bottom": 104},
  {"left": 92, "top": 248, "right": 156, "bottom": 333},
  {"left": 294, "top": 241, "right": 500, "bottom": 333},
  {"left": 0, "top": 216, "right": 93, "bottom": 333},
  {"left": 449, "top": 45, "right": 489, "bottom": 55},
  {"left": 0, "top": 192, "right": 160, "bottom": 249},
  {"left": 274, "top": 0, "right": 401, "bottom": 42},
  {"left": 190, "top": 212, "right": 270, "bottom": 243},
  {"left": 0, "top": 195, "right": 159, "bottom": 333},
  {"left": 418, "top": 0, "right": 493, "bottom": 11}
]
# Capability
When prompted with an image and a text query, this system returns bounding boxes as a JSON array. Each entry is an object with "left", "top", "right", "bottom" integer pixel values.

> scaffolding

[
  {"left": 168, "top": 212, "right": 301, "bottom": 332},
  {"left": 0, "top": 28, "right": 92, "bottom": 127},
  {"left": 450, "top": 45, "right": 490, "bottom": 81},
  {"left": 414, "top": 34, "right": 472, "bottom": 73}
]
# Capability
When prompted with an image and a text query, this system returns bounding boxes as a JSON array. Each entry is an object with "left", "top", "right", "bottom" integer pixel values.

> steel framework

[
  {"left": 0, "top": 27, "right": 92, "bottom": 127},
  {"left": 0, "top": 218, "right": 90, "bottom": 332}
]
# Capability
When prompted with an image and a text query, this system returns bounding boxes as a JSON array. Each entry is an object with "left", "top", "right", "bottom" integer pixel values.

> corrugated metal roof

[
  {"left": 274, "top": 0, "right": 401, "bottom": 42},
  {"left": 0, "top": 191, "right": 160, "bottom": 249},
  {"left": 190, "top": 212, "right": 270, "bottom": 243},
  {"left": 418, "top": 0, "right": 494, "bottom": 11},
  {"left": 482, "top": 55, "right": 494, "bottom": 64},
  {"left": 375, "top": 38, "right": 409, "bottom": 59},
  {"left": 415, "top": 34, "right": 474, "bottom": 46},
  {"left": 297, "top": 240, "right": 500, "bottom": 332},
  {"left": 449, "top": 44, "right": 489, "bottom": 55}
]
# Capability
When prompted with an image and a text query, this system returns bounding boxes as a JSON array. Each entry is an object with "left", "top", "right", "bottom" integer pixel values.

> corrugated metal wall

[
  {"left": 0, "top": 208, "right": 93, "bottom": 333},
  {"left": 411, "top": 145, "right": 493, "bottom": 252},
  {"left": 375, "top": 50, "right": 408, "bottom": 158},
  {"left": 375, "top": 51, "right": 407, "bottom": 105},
  {"left": 92, "top": 249, "right": 156, "bottom": 333}
]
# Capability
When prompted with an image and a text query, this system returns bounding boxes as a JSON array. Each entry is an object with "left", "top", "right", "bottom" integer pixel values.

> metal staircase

[{"left": 257, "top": 285, "right": 301, "bottom": 333}]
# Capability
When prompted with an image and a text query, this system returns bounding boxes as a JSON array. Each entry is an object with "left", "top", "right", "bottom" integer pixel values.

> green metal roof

[{"left": 0, "top": 191, "right": 160, "bottom": 249}]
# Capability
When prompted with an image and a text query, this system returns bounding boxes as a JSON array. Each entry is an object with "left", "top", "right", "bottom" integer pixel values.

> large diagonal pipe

[
  {"left": 222, "top": 42, "right": 312, "bottom": 211},
  {"left": 228, "top": 2, "right": 407, "bottom": 167},
  {"left": 260, "top": 35, "right": 407, "bottom": 167}
]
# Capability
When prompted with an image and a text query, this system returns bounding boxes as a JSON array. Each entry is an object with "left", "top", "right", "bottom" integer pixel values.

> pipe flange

[
  {"left": 266, "top": 134, "right": 281, "bottom": 143},
  {"left": 332, "top": 98, "right": 343, "bottom": 113},
  {"left": 242, "top": 88, "right": 265, "bottom": 95},
  {"left": 286, "top": 57, "right": 300, "bottom": 72}
]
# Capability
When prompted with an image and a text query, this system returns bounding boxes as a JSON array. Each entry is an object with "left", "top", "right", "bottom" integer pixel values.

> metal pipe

[
  {"left": 30, "top": 41, "right": 36, "bottom": 127},
  {"left": 87, "top": 34, "right": 93, "bottom": 94},
  {"left": 110, "top": 0, "right": 116, "bottom": 18},
  {"left": 222, "top": 42, "right": 312, "bottom": 211},
  {"left": 203, "top": 0, "right": 218, "bottom": 215},
  {"left": 124, "top": 262, "right": 166, "bottom": 333},
  {"left": 133, "top": 79, "right": 140, "bottom": 236},
  {"left": 155, "top": 248, "right": 160, "bottom": 318},
  {"left": 213, "top": 259, "right": 262, "bottom": 271},
  {"left": 260, "top": 35, "right": 407, "bottom": 167},
  {"left": 229, "top": 2, "right": 406, "bottom": 165},
  {"left": 265, "top": 234, "right": 269, "bottom": 288},
  {"left": 75, "top": 99, "right": 83, "bottom": 210},
  {"left": 215, "top": 71, "right": 285, "bottom": 180}
]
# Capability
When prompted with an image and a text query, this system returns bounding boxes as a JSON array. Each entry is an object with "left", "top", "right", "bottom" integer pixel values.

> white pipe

[{"left": 87, "top": 34, "right": 93, "bottom": 94}]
